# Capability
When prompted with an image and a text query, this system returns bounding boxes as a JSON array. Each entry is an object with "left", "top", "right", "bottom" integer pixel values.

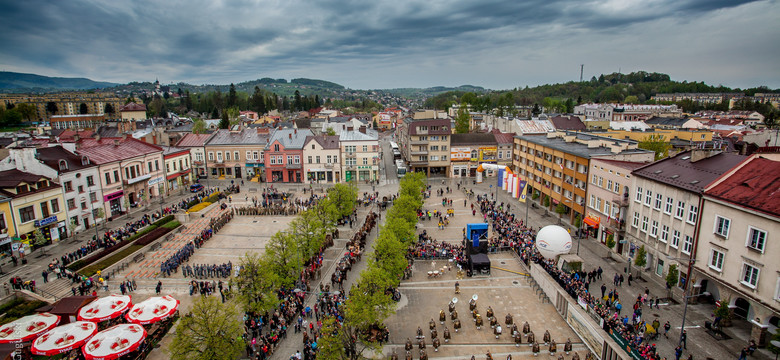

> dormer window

[
  {"left": 274, "top": 144, "right": 280, "bottom": 152},
  {"left": 81, "top": 156, "right": 90, "bottom": 165},
  {"left": 59, "top": 160, "right": 68, "bottom": 171}
]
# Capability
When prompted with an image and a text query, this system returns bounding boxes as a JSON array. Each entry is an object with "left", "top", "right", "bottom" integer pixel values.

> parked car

[{"left": 189, "top": 183, "right": 204, "bottom": 192}]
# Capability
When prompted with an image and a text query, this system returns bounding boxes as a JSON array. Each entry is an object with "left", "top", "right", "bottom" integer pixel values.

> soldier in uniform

[
  {"left": 432, "top": 337, "right": 440, "bottom": 352},
  {"left": 494, "top": 324, "right": 502, "bottom": 339},
  {"left": 419, "top": 349, "right": 428, "bottom": 360},
  {"left": 443, "top": 327, "right": 451, "bottom": 342},
  {"left": 486, "top": 351, "right": 493, "bottom": 360},
  {"left": 532, "top": 341, "right": 540, "bottom": 356},
  {"left": 429, "top": 319, "right": 436, "bottom": 331},
  {"left": 405, "top": 338, "right": 413, "bottom": 351},
  {"left": 469, "top": 298, "right": 477, "bottom": 311},
  {"left": 543, "top": 330, "right": 551, "bottom": 344},
  {"left": 505, "top": 313, "right": 513, "bottom": 325},
  {"left": 486, "top": 306, "right": 494, "bottom": 319},
  {"left": 514, "top": 331, "right": 522, "bottom": 346},
  {"left": 511, "top": 323, "right": 519, "bottom": 336},
  {"left": 439, "top": 309, "right": 446, "bottom": 324},
  {"left": 472, "top": 309, "right": 479, "bottom": 321},
  {"left": 451, "top": 309, "right": 458, "bottom": 320},
  {"left": 448, "top": 301, "right": 456, "bottom": 314},
  {"left": 453, "top": 318, "right": 462, "bottom": 332},
  {"left": 489, "top": 316, "right": 498, "bottom": 329},
  {"left": 571, "top": 352, "right": 581, "bottom": 360},
  {"left": 549, "top": 339, "right": 557, "bottom": 355},
  {"left": 405, "top": 351, "right": 412, "bottom": 360},
  {"left": 390, "top": 349, "right": 398, "bottom": 360},
  {"left": 416, "top": 327, "right": 423, "bottom": 339},
  {"left": 522, "top": 321, "right": 530, "bottom": 337},
  {"left": 418, "top": 338, "right": 426, "bottom": 349},
  {"left": 455, "top": 281, "right": 460, "bottom": 294},
  {"left": 430, "top": 328, "right": 438, "bottom": 340},
  {"left": 564, "top": 338, "right": 572, "bottom": 354},
  {"left": 527, "top": 331, "right": 536, "bottom": 346},
  {"left": 475, "top": 314, "right": 483, "bottom": 329}
]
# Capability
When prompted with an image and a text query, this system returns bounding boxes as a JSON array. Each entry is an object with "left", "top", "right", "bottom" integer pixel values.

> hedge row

[
  {"left": 81, "top": 245, "right": 144, "bottom": 277},
  {"left": 0, "top": 299, "right": 48, "bottom": 326},
  {"left": 66, "top": 215, "right": 177, "bottom": 271}
]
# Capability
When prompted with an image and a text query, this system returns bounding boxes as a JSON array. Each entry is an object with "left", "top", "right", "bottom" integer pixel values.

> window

[
  {"left": 598, "top": 177, "right": 603, "bottom": 187},
  {"left": 362, "top": 158, "right": 369, "bottom": 165},
  {"left": 682, "top": 235, "right": 693, "bottom": 254},
  {"left": 247, "top": 151, "right": 252, "bottom": 160},
  {"left": 650, "top": 220, "right": 658, "bottom": 238},
  {"left": 19, "top": 206, "right": 35, "bottom": 223},
  {"left": 78, "top": 185, "right": 84, "bottom": 193},
  {"left": 614, "top": 182, "right": 621, "bottom": 193},
  {"left": 51, "top": 199, "right": 59, "bottom": 213},
  {"left": 632, "top": 212, "right": 639, "bottom": 227},
  {"left": 607, "top": 180, "right": 613, "bottom": 192},
  {"left": 0, "top": 214, "right": 6, "bottom": 232},
  {"left": 104, "top": 173, "right": 111, "bottom": 184},
  {"left": 675, "top": 201, "right": 685, "bottom": 220},
  {"left": 709, "top": 249, "right": 724, "bottom": 271},
  {"left": 589, "top": 195, "right": 595, "bottom": 208},
  {"left": 654, "top": 194, "right": 662, "bottom": 210},
  {"left": 596, "top": 198, "right": 602, "bottom": 211},
  {"left": 687, "top": 205, "right": 698, "bottom": 225},
  {"left": 603, "top": 202, "right": 611, "bottom": 216},
  {"left": 644, "top": 189, "right": 652, "bottom": 206},
  {"left": 308, "top": 156, "right": 313, "bottom": 164},
  {"left": 641, "top": 216, "right": 649, "bottom": 233},
  {"left": 287, "top": 156, "right": 293, "bottom": 165},
  {"left": 225, "top": 152, "right": 231, "bottom": 161},
  {"left": 234, "top": 151, "right": 239, "bottom": 160},
  {"left": 660, "top": 225, "right": 669, "bottom": 243},
  {"left": 40, "top": 202, "right": 49, "bottom": 217},
  {"left": 362, "top": 145, "right": 368, "bottom": 152},
  {"left": 635, "top": 187, "right": 643, "bottom": 203},
  {"left": 294, "top": 156, "right": 300, "bottom": 164},
  {"left": 741, "top": 263, "right": 760, "bottom": 288},
  {"left": 86, "top": 175, "right": 94, "bottom": 186},
  {"left": 113, "top": 170, "right": 119, "bottom": 183},
  {"left": 70, "top": 216, "right": 79, "bottom": 226},
  {"left": 671, "top": 230, "right": 680, "bottom": 248},
  {"left": 67, "top": 199, "right": 76, "bottom": 210},
  {"left": 90, "top": 192, "right": 97, "bottom": 202},
  {"left": 64, "top": 181, "right": 73, "bottom": 192},
  {"left": 746, "top": 227, "right": 767, "bottom": 252},
  {"left": 216, "top": 152, "right": 223, "bottom": 162},
  {"left": 714, "top": 216, "right": 730, "bottom": 238},
  {"left": 664, "top": 197, "right": 673, "bottom": 215},
  {"left": 316, "top": 156, "right": 320, "bottom": 163},
  {"left": 80, "top": 201, "right": 87, "bottom": 210},
  {"left": 148, "top": 161, "right": 152, "bottom": 172},
  {"left": 253, "top": 151, "right": 259, "bottom": 160},
  {"left": 274, "top": 144, "right": 280, "bottom": 152},
  {"left": 326, "top": 155, "right": 332, "bottom": 164},
  {"left": 208, "top": 152, "right": 214, "bottom": 161},
  {"left": 155, "top": 160, "right": 159, "bottom": 171}
]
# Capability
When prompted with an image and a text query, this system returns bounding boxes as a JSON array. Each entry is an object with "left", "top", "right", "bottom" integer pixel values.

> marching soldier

[
  {"left": 418, "top": 338, "right": 426, "bottom": 349},
  {"left": 514, "top": 331, "right": 523, "bottom": 346},
  {"left": 510, "top": 323, "right": 519, "bottom": 336},
  {"left": 564, "top": 338, "right": 572, "bottom": 354},
  {"left": 494, "top": 324, "right": 502, "bottom": 339},
  {"left": 475, "top": 314, "right": 483, "bottom": 329},
  {"left": 522, "top": 321, "right": 530, "bottom": 337},
  {"left": 455, "top": 281, "right": 460, "bottom": 294},
  {"left": 532, "top": 341, "right": 540, "bottom": 356},
  {"left": 543, "top": 330, "right": 551, "bottom": 345},
  {"left": 527, "top": 331, "right": 535, "bottom": 345},
  {"left": 505, "top": 313, "right": 513, "bottom": 326},
  {"left": 486, "top": 351, "right": 493, "bottom": 360},
  {"left": 429, "top": 319, "right": 436, "bottom": 331},
  {"left": 416, "top": 327, "right": 423, "bottom": 339},
  {"left": 571, "top": 352, "right": 581, "bottom": 360},
  {"left": 420, "top": 349, "right": 428, "bottom": 360},
  {"left": 549, "top": 339, "right": 557, "bottom": 355},
  {"left": 405, "top": 351, "right": 412, "bottom": 360},
  {"left": 453, "top": 318, "right": 462, "bottom": 332},
  {"left": 439, "top": 309, "right": 446, "bottom": 324},
  {"left": 430, "top": 328, "right": 438, "bottom": 340},
  {"left": 443, "top": 327, "right": 451, "bottom": 342},
  {"left": 405, "top": 338, "right": 413, "bottom": 351},
  {"left": 472, "top": 309, "right": 479, "bottom": 321},
  {"left": 432, "top": 337, "right": 440, "bottom": 352},
  {"left": 469, "top": 298, "right": 477, "bottom": 311},
  {"left": 451, "top": 309, "right": 458, "bottom": 321},
  {"left": 448, "top": 301, "right": 456, "bottom": 314},
  {"left": 390, "top": 349, "right": 398, "bottom": 360},
  {"left": 490, "top": 316, "right": 498, "bottom": 329},
  {"left": 486, "top": 306, "right": 494, "bottom": 319}
]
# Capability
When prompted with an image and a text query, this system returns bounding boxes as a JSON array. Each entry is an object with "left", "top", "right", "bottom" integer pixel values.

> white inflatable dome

[{"left": 535, "top": 225, "right": 572, "bottom": 259}]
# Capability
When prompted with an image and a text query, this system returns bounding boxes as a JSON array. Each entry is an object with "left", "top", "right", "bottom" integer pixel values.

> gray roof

[
  {"left": 206, "top": 129, "right": 270, "bottom": 146},
  {"left": 632, "top": 150, "right": 747, "bottom": 193},
  {"left": 266, "top": 129, "right": 314, "bottom": 150},
  {"left": 515, "top": 133, "right": 650, "bottom": 158},
  {"left": 339, "top": 130, "right": 378, "bottom": 142},
  {"left": 645, "top": 117, "right": 688, "bottom": 127},
  {"left": 161, "top": 145, "right": 189, "bottom": 155},
  {"left": 451, "top": 133, "right": 497, "bottom": 146}
]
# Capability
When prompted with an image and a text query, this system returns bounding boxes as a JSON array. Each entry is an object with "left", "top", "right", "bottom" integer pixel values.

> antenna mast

[{"left": 580, "top": 64, "right": 584, "bottom": 82}]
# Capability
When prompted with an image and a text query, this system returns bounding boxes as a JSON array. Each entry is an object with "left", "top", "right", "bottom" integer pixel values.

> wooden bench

[{"left": 133, "top": 253, "right": 146, "bottom": 263}]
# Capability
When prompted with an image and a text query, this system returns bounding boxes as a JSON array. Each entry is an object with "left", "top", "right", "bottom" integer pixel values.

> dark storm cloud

[{"left": 0, "top": 0, "right": 775, "bottom": 89}]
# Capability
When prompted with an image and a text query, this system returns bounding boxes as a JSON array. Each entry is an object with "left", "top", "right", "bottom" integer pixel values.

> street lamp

[{"left": 667, "top": 254, "right": 698, "bottom": 348}]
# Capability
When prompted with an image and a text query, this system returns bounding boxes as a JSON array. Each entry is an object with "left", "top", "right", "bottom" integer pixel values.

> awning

[
  {"left": 583, "top": 216, "right": 600, "bottom": 227},
  {"left": 166, "top": 169, "right": 191, "bottom": 180}
]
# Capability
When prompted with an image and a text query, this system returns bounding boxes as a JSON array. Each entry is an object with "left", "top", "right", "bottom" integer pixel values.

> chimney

[
  {"left": 690, "top": 149, "right": 721, "bottom": 162},
  {"left": 73, "top": 134, "right": 80, "bottom": 142},
  {"left": 288, "top": 133, "right": 292, "bottom": 139},
  {"left": 114, "top": 139, "right": 120, "bottom": 146},
  {"left": 94, "top": 134, "right": 101, "bottom": 142}
]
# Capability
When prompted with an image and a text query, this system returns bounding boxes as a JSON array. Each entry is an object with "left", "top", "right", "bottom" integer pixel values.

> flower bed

[
  {"left": 187, "top": 202, "right": 211, "bottom": 213},
  {"left": 80, "top": 245, "right": 144, "bottom": 277}
]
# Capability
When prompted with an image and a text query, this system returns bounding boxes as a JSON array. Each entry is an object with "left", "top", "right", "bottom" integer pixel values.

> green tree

[
  {"left": 67, "top": 219, "right": 78, "bottom": 236},
  {"left": 32, "top": 229, "right": 48, "bottom": 254},
  {"left": 455, "top": 107, "right": 470, "bottom": 133},
  {"left": 554, "top": 202, "right": 567, "bottom": 216},
  {"left": 624, "top": 95, "right": 639, "bottom": 104},
  {"left": 15, "top": 103, "right": 37, "bottom": 121},
  {"left": 192, "top": 119, "right": 208, "bottom": 134},
  {"left": 264, "top": 231, "right": 302, "bottom": 287},
  {"left": 0, "top": 109, "right": 23, "bottom": 127},
  {"left": 638, "top": 135, "right": 671, "bottom": 160},
  {"left": 666, "top": 263, "right": 679, "bottom": 299},
  {"left": 227, "top": 83, "right": 237, "bottom": 108},
  {"left": 46, "top": 101, "right": 58, "bottom": 115},
  {"left": 605, "top": 234, "right": 616, "bottom": 252},
  {"left": 542, "top": 195, "right": 550, "bottom": 208},
  {"left": 218, "top": 111, "right": 230, "bottom": 129},
  {"left": 634, "top": 245, "right": 647, "bottom": 277},
  {"left": 104, "top": 103, "right": 115, "bottom": 118},
  {"left": 79, "top": 103, "right": 89, "bottom": 114},
  {"left": 317, "top": 316, "right": 348, "bottom": 360},
  {"left": 169, "top": 296, "right": 244, "bottom": 360},
  {"left": 326, "top": 127, "right": 336, "bottom": 136},
  {"left": 230, "top": 252, "right": 280, "bottom": 313}
]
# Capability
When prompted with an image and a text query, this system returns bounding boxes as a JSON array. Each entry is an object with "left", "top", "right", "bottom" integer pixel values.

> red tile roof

[
  {"left": 175, "top": 133, "right": 212, "bottom": 147},
  {"left": 120, "top": 102, "right": 146, "bottom": 112},
  {"left": 76, "top": 137, "right": 162, "bottom": 164},
  {"left": 58, "top": 129, "right": 95, "bottom": 142},
  {"left": 490, "top": 130, "right": 515, "bottom": 144},
  {"left": 705, "top": 157, "right": 780, "bottom": 218}
]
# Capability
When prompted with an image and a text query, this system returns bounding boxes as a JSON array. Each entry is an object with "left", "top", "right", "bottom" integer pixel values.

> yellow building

[
  {"left": 599, "top": 129, "right": 713, "bottom": 143},
  {"left": 0, "top": 169, "right": 67, "bottom": 255},
  {"left": 0, "top": 195, "right": 16, "bottom": 254},
  {"left": 0, "top": 92, "right": 124, "bottom": 122}
]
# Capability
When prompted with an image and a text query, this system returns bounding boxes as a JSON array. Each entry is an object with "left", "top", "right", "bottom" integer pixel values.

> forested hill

[
  {"left": 0, "top": 71, "right": 118, "bottom": 92},
  {"left": 424, "top": 71, "right": 780, "bottom": 111}
]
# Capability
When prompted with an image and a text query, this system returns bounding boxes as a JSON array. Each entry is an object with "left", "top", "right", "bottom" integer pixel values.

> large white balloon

[{"left": 535, "top": 225, "right": 572, "bottom": 259}]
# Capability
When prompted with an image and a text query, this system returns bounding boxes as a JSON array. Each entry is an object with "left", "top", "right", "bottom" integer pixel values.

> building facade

[
  {"left": 626, "top": 150, "right": 746, "bottom": 290},
  {"left": 450, "top": 133, "right": 497, "bottom": 178},
  {"left": 0, "top": 92, "right": 124, "bottom": 122},
  {"left": 302, "top": 135, "right": 341, "bottom": 184},
  {"left": 0, "top": 170, "right": 67, "bottom": 251},
  {"left": 264, "top": 129, "right": 313, "bottom": 183},
  {"left": 339, "top": 130, "right": 380, "bottom": 182},
  {"left": 162, "top": 147, "right": 193, "bottom": 194},
  {"left": 205, "top": 128, "right": 270, "bottom": 180},
  {"left": 175, "top": 133, "right": 212, "bottom": 179},
  {"left": 693, "top": 156, "right": 780, "bottom": 345},
  {"left": 398, "top": 118, "right": 451, "bottom": 177}
]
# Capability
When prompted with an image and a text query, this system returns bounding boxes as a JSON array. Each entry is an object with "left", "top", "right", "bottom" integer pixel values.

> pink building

[{"left": 264, "top": 129, "right": 313, "bottom": 183}]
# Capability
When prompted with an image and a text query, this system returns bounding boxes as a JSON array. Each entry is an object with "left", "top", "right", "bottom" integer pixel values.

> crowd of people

[{"left": 182, "top": 262, "right": 233, "bottom": 279}]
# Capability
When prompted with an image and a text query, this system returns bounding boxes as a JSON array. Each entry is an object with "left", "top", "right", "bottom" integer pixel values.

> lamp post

[{"left": 667, "top": 254, "right": 697, "bottom": 348}]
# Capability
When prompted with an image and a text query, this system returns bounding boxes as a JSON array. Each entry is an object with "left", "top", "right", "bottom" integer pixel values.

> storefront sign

[
  {"left": 34, "top": 215, "right": 58, "bottom": 227},
  {"left": 0, "top": 234, "right": 10, "bottom": 246},
  {"left": 103, "top": 190, "right": 124, "bottom": 202},
  {"left": 148, "top": 177, "right": 164, "bottom": 186},
  {"left": 450, "top": 147, "right": 471, "bottom": 162},
  {"left": 357, "top": 166, "right": 373, "bottom": 169}
]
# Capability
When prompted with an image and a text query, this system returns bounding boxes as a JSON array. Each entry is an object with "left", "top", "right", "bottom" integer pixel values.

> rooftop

[
  {"left": 161, "top": 146, "right": 190, "bottom": 157},
  {"left": 176, "top": 133, "right": 213, "bottom": 147},
  {"left": 514, "top": 119, "right": 556, "bottom": 134},
  {"left": 632, "top": 150, "right": 747, "bottom": 193},
  {"left": 305, "top": 135, "right": 340, "bottom": 150},
  {"left": 75, "top": 137, "right": 163, "bottom": 164},
  {"left": 592, "top": 158, "right": 648, "bottom": 171},
  {"left": 36, "top": 145, "right": 96, "bottom": 172},
  {"left": 705, "top": 156, "right": 780, "bottom": 218},
  {"left": 120, "top": 102, "right": 146, "bottom": 112},
  {"left": 403, "top": 118, "right": 451, "bottom": 135},
  {"left": 339, "top": 130, "right": 377, "bottom": 142},
  {"left": 644, "top": 116, "right": 689, "bottom": 127},
  {"left": 451, "top": 133, "right": 497, "bottom": 146},
  {"left": 515, "top": 133, "right": 650, "bottom": 159},
  {"left": 550, "top": 116, "right": 586, "bottom": 131},
  {"left": 206, "top": 129, "right": 270, "bottom": 146},
  {"left": 267, "top": 129, "right": 314, "bottom": 150}
]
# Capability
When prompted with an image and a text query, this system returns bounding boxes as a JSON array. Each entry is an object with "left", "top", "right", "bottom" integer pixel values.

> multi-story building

[
  {"left": 0, "top": 195, "right": 17, "bottom": 254},
  {"left": 120, "top": 103, "right": 147, "bottom": 121},
  {"left": 513, "top": 132, "right": 654, "bottom": 225},
  {"left": 585, "top": 158, "right": 647, "bottom": 255},
  {"left": 175, "top": 133, "right": 213, "bottom": 179},
  {"left": 162, "top": 146, "right": 193, "bottom": 194},
  {"left": 74, "top": 137, "right": 166, "bottom": 218},
  {"left": 693, "top": 155, "right": 779, "bottom": 345},
  {"left": 49, "top": 114, "right": 106, "bottom": 130},
  {"left": 574, "top": 103, "right": 682, "bottom": 122},
  {"left": 493, "top": 131, "right": 515, "bottom": 170},
  {"left": 651, "top": 93, "right": 740, "bottom": 105},
  {"left": 450, "top": 133, "right": 497, "bottom": 178},
  {"left": 205, "top": 128, "right": 271, "bottom": 180},
  {"left": 0, "top": 92, "right": 124, "bottom": 122},
  {"left": 626, "top": 149, "right": 746, "bottom": 290},
  {"left": 0, "top": 169, "right": 67, "bottom": 250},
  {"left": 264, "top": 129, "right": 313, "bottom": 183},
  {"left": 302, "top": 135, "right": 341, "bottom": 183},
  {"left": 339, "top": 130, "right": 380, "bottom": 182},
  {"left": 398, "top": 117, "right": 451, "bottom": 176}
]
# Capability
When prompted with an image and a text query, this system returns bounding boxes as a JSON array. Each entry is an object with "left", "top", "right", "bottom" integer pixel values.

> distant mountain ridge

[{"left": 0, "top": 71, "right": 118, "bottom": 92}]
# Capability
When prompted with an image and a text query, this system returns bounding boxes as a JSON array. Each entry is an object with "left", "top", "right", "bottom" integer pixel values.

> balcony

[
  {"left": 410, "top": 139, "right": 427, "bottom": 145},
  {"left": 608, "top": 218, "right": 626, "bottom": 233},
  {"left": 613, "top": 195, "right": 629, "bottom": 207},
  {"left": 124, "top": 174, "right": 151, "bottom": 185}
]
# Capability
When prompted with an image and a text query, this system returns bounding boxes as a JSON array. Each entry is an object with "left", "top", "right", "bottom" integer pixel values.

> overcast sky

[{"left": 1, "top": 0, "right": 778, "bottom": 90}]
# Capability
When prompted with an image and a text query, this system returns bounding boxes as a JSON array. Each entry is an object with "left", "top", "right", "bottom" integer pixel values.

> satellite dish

[
  {"left": 535, "top": 225, "right": 573, "bottom": 259},
  {"left": 452, "top": 297, "right": 458, "bottom": 304},
  {"left": 472, "top": 294, "right": 479, "bottom": 301}
]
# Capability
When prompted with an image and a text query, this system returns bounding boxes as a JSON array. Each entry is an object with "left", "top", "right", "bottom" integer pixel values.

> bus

[
  {"left": 395, "top": 160, "right": 407, "bottom": 178},
  {"left": 390, "top": 141, "right": 401, "bottom": 160}
]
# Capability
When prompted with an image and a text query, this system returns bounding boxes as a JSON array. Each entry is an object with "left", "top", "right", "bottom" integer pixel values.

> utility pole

[{"left": 579, "top": 64, "right": 584, "bottom": 82}]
